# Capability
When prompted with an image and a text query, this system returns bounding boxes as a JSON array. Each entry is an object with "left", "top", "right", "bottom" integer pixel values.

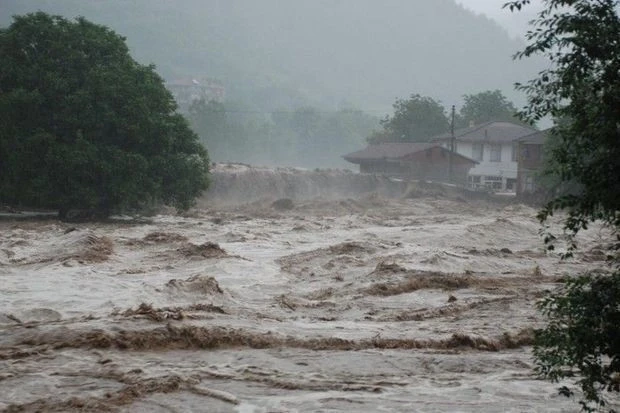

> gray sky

[{"left": 457, "top": 0, "right": 542, "bottom": 38}]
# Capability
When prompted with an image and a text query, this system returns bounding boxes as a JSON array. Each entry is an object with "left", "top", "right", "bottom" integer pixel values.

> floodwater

[{"left": 0, "top": 185, "right": 612, "bottom": 412}]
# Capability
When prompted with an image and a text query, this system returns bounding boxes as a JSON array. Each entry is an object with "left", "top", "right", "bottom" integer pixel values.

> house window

[
  {"left": 484, "top": 176, "right": 503, "bottom": 190},
  {"left": 468, "top": 175, "right": 482, "bottom": 189},
  {"left": 506, "top": 178, "right": 516, "bottom": 191},
  {"left": 490, "top": 144, "right": 502, "bottom": 162},
  {"left": 472, "top": 143, "right": 483, "bottom": 161},
  {"left": 522, "top": 147, "right": 530, "bottom": 160},
  {"left": 525, "top": 174, "right": 535, "bottom": 192}
]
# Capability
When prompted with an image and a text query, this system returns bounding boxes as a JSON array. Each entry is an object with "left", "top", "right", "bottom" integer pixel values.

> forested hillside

[
  {"left": 1, "top": 0, "right": 542, "bottom": 112},
  {"left": 0, "top": 1, "right": 544, "bottom": 166}
]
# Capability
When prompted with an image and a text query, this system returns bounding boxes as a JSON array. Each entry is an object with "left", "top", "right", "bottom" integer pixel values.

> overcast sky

[{"left": 457, "top": 0, "right": 542, "bottom": 38}]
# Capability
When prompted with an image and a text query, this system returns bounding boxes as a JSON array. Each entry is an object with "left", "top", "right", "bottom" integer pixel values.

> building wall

[
  {"left": 403, "top": 147, "right": 474, "bottom": 185},
  {"left": 447, "top": 141, "right": 519, "bottom": 191},
  {"left": 516, "top": 142, "right": 545, "bottom": 196},
  {"left": 356, "top": 147, "right": 474, "bottom": 184},
  {"left": 359, "top": 160, "right": 406, "bottom": 175},
  {"left": 519, "top": 142, "right": 544, "bottom": 169}
]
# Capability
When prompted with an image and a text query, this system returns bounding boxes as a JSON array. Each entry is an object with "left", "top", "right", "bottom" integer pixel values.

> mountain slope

[{"left": 0, "top": 0, "right": 544, "bottom": 113}]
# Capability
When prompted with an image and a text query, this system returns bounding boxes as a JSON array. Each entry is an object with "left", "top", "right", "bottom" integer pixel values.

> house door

[{"left": 506, "top": 178, "right": 516, "bottom": 192}]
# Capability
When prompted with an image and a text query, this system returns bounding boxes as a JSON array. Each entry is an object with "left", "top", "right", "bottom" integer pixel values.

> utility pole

[{"left": 449, "top": 105, "right": 455, "bottom": 183}]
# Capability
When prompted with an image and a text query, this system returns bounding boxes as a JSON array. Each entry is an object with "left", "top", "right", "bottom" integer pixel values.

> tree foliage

[
  {"left": 535, "top": 272, "right": 620, "bottom": 411},
  {"left": 371, "top": 94, "right": 449, "bottom": 143},
  {"left": 189, "top": 99, "right": 229, "bottom": 161},
  {"left": 0, "top": 0, "right": 541, "bottom": 117},
  {"left": 506, "top": 0, "right": 620, "bottom": 410},
  {"left": 458, "top": 89, "right": 522, "bottom": 127},
  {"left": 188, "top": 101, "right": 378, "bottom": 168},
  {"left": 0, "top": 12, "right": 209, "bottom": 218}
]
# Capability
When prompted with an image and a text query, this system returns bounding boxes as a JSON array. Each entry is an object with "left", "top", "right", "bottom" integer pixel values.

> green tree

[
  {"left": 506, "top": 0, "right": 620, "bottom": 410},
  {"left": 314, "top": 108, "right": 376, "bottom": 168},
  {"left": 458, "top": 89, "right": 521, "bottom": 126},
  {"left": 291, "top": 107, "right": 321, "bottom": 143},
  {"left": 366, "top": 129, "right": 394, "bottom": 144},
  {"left": 373, "top": 94, "right": 449, "bottom": 142},
  {"left": 188, "top": 99, "right": 229, "bottom": 160},
  {"left": 0, "top": 12, "right": 209, "bottom": 218},
  {"left": 187, "top": 99, "right": 378, "bottom": 168}
]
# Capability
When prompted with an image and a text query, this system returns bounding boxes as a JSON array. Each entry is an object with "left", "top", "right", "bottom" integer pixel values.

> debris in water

[
  {"left": 122, "top": 303, "right": 184, "bottom": 322},
  {"left": 328, "top": 241, "right": 374, "bottom": 255},
  {"left": 165, "top": 275, "right": 224, "bottom": 295},
  {"left": 121, "top": 302, "right": 226, "bottom": 322},
  {"left": 371, "top": 261, "right": 407, "bottom": 275},
  {"left": 363, "top": 272, "right": 470, "bottom": 296},
  {"left": 75, "top": 233, "right": 114, "bottom": 263},
  {"left": 14, "top": 324, "right": 535, "bottom": 352},
  {"left": 275, "top": 294, "right": 297, "bottom": 311},
  {"left": 178, "top": 242, "right": 228, "bottom": 258},
  {"left": 143, "top": 231, "right": 188, "bottom": 243},
  {"left": 272, "top": 198, "right": 294, "bottom": 210}
]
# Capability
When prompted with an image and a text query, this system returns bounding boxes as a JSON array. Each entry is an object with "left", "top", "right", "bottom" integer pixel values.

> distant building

[
  {"left": 515, "top": 129, "right": 548, "bottom": 197},
  {"left": 431, "top": 121, "right": 538, "bottom": 192},
  {"left": 343, "top": 142, "right": 478, "bottom": 185},
  {"left": 166, "top": 77, "right": 225, "bottom": 111}
]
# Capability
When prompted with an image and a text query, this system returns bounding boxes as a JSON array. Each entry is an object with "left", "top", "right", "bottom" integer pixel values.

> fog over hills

[
  {"left": 458, "top": 0, "right": 543, "bottom": 39},
  {"left": 1, "top": 0, "right": 545, "bottom": 115}
]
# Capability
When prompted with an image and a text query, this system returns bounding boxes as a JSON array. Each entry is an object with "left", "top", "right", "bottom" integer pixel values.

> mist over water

[{"left": 203, "top": 164, "right": 405, "bottom": 206}]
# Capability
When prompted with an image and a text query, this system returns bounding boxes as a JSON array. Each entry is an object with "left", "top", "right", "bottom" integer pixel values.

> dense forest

[{"left": 1, "top": 0, "right": 544, "bottom": 166}]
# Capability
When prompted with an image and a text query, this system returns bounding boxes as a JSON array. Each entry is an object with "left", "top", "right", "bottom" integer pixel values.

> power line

[{"left": 188, "top": 108, "right": 391, "bottom": 115}]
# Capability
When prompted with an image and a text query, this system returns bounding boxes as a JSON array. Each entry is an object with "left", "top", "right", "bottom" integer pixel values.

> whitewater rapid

[{"left": 1, "top": 169, "right": 614, "bottom": 412}]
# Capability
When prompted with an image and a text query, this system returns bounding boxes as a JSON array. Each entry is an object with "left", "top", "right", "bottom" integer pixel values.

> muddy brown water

[{"left": 0, "top": 193, "right": 613, "bottom": 412}]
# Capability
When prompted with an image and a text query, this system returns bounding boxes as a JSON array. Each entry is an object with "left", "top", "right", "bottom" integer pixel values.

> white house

[{"left": 431, "top": 121, "right": 538, "bottom": 192}]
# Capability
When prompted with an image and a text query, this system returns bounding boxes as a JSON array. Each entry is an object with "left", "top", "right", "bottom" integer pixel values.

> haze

[
  {"left": 0, "top": 0, "right": 547, "bottom": 166},
  {"left": 3, "top": 3, "right": 611, "bottom": 411},
  {"left": 458, "top": 0, "right": 543, "bottom": 38},
  {"left": 0, "top": 0, "right": 544, "bottom": 109}
]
